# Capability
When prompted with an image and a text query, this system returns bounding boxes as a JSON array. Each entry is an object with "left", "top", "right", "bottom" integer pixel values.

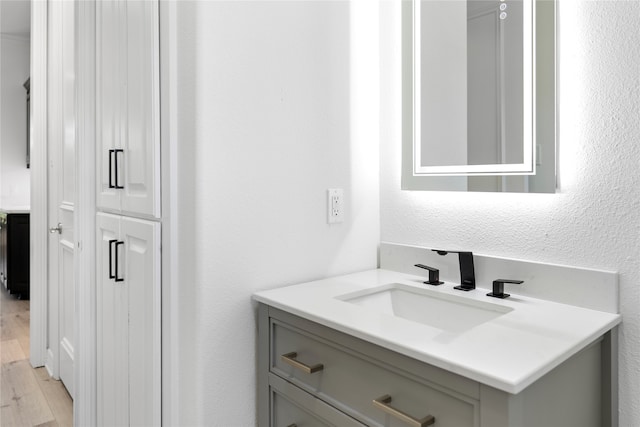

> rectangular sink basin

[{"left": 337, "top": 283, "right": 513, "bottom": 332}]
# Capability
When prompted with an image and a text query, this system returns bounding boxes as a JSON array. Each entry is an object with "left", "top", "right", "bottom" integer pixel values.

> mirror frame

[{"left": 402, "top": 0, "right": 557, "bottom": 193}]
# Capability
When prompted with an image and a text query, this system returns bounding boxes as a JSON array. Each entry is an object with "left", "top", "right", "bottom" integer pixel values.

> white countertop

[
  {"left": 0, "top": 206, "right": 30, "bottom": 214},
  {"left": 253, "top": 269, "right": 621, "bottom": 394}
]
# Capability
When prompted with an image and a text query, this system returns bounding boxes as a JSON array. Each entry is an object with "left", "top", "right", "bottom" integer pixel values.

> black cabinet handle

[
  {"left": 108, "top": 239, "right": 125, "bottom": 282},
  {"left": 108, "top": 149, "right": 124, "bottom": 189},
  {"left": 115, "top": 241, "right": 124, "bottom": 282},
  {"left": 108, "top": 239, "right": 117, "bottom": 279},
  {"left": 108, "top": 150, "right": 115, "bottom": 189},
  {"left": 114, "top": 149, "right": 124, "bottom": 189}
]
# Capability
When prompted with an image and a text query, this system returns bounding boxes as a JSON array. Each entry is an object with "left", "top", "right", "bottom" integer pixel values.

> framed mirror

[{"left": 402, "top": 0, "right": 556, "bottom": 193}]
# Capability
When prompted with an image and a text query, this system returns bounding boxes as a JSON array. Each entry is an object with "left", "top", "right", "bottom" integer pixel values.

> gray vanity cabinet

[
  {"left": 259, "top": 305, "right": 477, "bottom": 427},
  {"left": 258, "top": 304, "right": 610, "bottom": 427}
]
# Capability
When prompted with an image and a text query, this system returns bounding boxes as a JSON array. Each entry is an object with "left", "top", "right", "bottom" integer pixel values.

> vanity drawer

[
  {"left": 270, "top": 373, "right": 365, "bottom": 427},
  {"left": 271, "top": 320, "right": 478, "bottom": 427}
]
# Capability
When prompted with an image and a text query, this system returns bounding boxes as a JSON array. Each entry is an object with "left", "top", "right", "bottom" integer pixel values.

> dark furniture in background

[{"left": 0, "top": 212, "right": 30, "bottom": 299}]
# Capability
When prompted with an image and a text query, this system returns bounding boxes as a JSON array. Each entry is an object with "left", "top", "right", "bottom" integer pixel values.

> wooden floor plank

[
  {"left": 1, "top": 314, "right": 21, "bottom": 341},
  {"left": 0, "top": 293, "right": 29, "bottom": 315},
  {"left": 0, "top": 403, "right": 24, "bottom": 427},
  {"left": 33, "top": 368, "right": 73, "bottom": 427},
  {"left": 1, "top": 286, "right": 73, "bottom": 427},
  {"left": 1, "top": 360, "right": 55, "bottom": 426},
  {"left": 1, "top": 339, "right": 26, "bottom": 364},
  {"left": 13, "top": 311, "right": 31, "bottom": 358},
  {"left": 18, "top": 333, "right": 30, "bottom": 359},
  {"left": 1, "top": 312, "right": 30, "bottom": 343}
]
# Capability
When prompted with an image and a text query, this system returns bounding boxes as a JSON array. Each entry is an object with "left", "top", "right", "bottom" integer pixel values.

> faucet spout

[
  {"left": 456, "top": 252, "right": 475, "bottom": 290},
  {"left": 432, "top": 250, "right": 476, "bottom": 291}
]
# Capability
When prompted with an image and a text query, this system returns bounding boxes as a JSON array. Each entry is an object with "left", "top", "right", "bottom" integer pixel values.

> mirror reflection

[
  {"left": 417, "top": 0, "right": 530, "bottom": 172},
  {"left": 402, "top": 0, "right": 556, "bottom": 192}
]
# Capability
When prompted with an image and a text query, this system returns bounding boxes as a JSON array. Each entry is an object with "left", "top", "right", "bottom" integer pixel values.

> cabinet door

[
  {"left": 96, "top": 0, "right": 160, "bottom": 219},
  {"left": 96, "top": 213, "right": 128, "bottom": 427},
  {"left": 96, "top": 0, "right": 124, "bottom": 213},
  {"left": 96, "top": 214, "right": 161, "bottom": 427},
  {"left": 121, "top": 216, "right": 161, "bottom": 426},
  {"left": 120, "top": 0, "right": 160, "bottom": 218}
]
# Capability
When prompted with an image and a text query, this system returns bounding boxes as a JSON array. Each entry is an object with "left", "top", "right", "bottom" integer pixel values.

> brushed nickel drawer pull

[
  {"left": 281, "top": 352, "right": 324, "bottom": 374},
  {"left": 373, "top": 394, "right": 435, "bottom": 427}
]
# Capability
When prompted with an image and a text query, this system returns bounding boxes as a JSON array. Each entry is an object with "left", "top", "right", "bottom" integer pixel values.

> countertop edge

[
  {"left": 253, "top": 269, "right": 621, "bottom": 395},
  {"left": 0, "top": 207, "right": 31, "bottom": 214}
]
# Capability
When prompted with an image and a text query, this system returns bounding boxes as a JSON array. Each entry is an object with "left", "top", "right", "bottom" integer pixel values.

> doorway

[{"left": 0, "top": 0, "right": 75, "bottom": 422}]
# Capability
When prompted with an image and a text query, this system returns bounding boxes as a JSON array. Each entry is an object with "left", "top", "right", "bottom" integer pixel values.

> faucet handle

[
  {"left": 414, "top": 264, "right": 444, "bottom": 286},
  {"left": 487, "top": 279, "right": 524, "bottom": 299}
]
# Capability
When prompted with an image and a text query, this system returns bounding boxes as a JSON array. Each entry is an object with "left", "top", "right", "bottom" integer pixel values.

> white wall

[
  {"left": 174, "top": 1, "right": 379, "bottom": 424},
  {"left": 380, "top": 1, "right": 640, "bottom": 425},
  {"left": 0, "top": 34, "right": 30, "bottom": 207}
]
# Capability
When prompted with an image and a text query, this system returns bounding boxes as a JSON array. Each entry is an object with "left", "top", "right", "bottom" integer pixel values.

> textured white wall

[
  {"left": 380, "top": 0, "right": 640, "bottom": 425},
  {"left": 0, "top": 35, "right": 30, "bottom": 207},
  {"left": 174, "top": 1, "right": 379, "bottom": 425}
]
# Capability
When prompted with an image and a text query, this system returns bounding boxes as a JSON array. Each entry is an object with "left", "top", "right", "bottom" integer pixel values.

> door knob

[{"left": 49, "top": 223, "right": 63, "bottom": 234}]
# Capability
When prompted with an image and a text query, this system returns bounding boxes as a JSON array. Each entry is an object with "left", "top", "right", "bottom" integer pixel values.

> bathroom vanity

[{"left": 254, "top": 244, "right": 621, "bottom": 427}]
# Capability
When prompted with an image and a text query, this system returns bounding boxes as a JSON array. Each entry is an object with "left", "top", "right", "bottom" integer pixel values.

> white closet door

[
  {"left": 97, "top": 214, "right": 161, "bottom": 427},
  {"left": 96, "top": 0, "right": 124, "bottom": 213},
  {"left": 121, "top": 0, "right": 161, "bottom": 218},
  {"left": 97, "top": 0, "right": 160, "bottom": 218},
  {"left": 121, "top": 216, "right": 161, "bottom": 426},
  {"left": 96, "top": 212, "right": 128, "bottom": 427}
]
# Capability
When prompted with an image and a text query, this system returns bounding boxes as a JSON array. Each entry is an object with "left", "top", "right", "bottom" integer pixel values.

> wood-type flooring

[{"left": 1, "top": 286, "right": 72, "bottom": 427}]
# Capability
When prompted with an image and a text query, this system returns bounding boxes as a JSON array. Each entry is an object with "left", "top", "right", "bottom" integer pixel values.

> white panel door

[
  {"left": 121, "top": 216, "right": 161, "bottom": 426},
  {"left": 96, "top": 213, "right": 161, "bottom": 427},
  {"left": 96, "top": 0, "right": 124, "bottom": 213},
  {"left": 96, "top": 213, "right": 128, "bottom": 427},
  {"left": 47, "top": 0, "right": 76, "bottom": 397},
  {"left": 121, "top": 0, "right": 161, "bottom": 218},
  {"left": 58, "top": 0, "right": 77, "bottom": 396}
]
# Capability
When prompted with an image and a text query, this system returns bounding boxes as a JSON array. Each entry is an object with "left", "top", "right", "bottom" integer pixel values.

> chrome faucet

[{"left": 432, "top": 250, "right": 475, "bottom": 291}]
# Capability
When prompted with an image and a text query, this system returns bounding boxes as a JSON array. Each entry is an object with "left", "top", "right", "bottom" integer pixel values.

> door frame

[
  {"left": 159, "top": 1, "right": 181, "bottom": 424},
  {"left": 75, "top": 0, "right": 97, "bottom": 424},
  {"left": 30, "top": 0, "right": 49, "bottom": 370}
]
